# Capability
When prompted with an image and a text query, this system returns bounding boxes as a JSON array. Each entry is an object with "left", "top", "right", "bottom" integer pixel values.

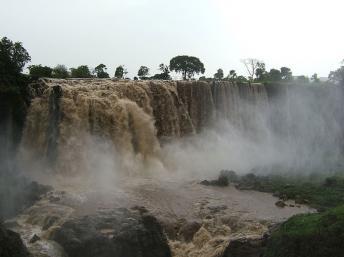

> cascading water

[
  {"left": 20, "top": 78, "right": 344, "bottom": 176},
  {"left": 19, "top": 79, "right": 272, "bottom": 175}
]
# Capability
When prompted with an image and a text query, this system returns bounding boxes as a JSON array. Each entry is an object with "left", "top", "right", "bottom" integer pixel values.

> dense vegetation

[
  {"left": 0, "top": 37, "right": 31, "bottom": 93},
  {"left": 232, "top": 172, "right": 344, "bottom": 257},
  {"left": 264, "top": 205, "right": 344, "bottom": 257},
  {"left": 0, "top": 37, "right": 32, "bottom": 163},
  {"left": 236, "top": 172, "right": 344, "bottom": 211}
]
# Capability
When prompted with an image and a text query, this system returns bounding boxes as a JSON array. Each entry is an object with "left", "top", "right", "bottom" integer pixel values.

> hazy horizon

[{"left": 0, "top": 0, "right": 343, "bottom": 79}]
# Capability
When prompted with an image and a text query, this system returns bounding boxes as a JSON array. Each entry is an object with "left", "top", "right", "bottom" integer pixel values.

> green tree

[
  {"left": 94, "top": 64, "right": 109, "bottom": 78},
  {"left": 0, "top": 37, "right": 30, "bottom": 164},
  {"left": 269, "top": 69, "right": 282, "bottom": 81},
  {"left": 28, "top": 64, "right": 53, "bottom": 78},
  {"left": 70, "top": 65, "right": 92, "bottom": 78},
  {"left": 169, "top": 55, "right": 205, "bottom": 80},
  {"left": 296, "top": 75, "right": 310, "bottom": 83},
  {"left": 311, "top": 73, "right": 320, "bottom": 83},
  {"left": 255, "top": 62, "right": 267, "bottom": 81},
  {"left": 115, "top": 65, "right": 127, "bottom": 79},
  {"left": 214, "top": 68, "right": 224, "bottom": 80},
  {"left": 138, "top": 66, "right": 149, "bottom": 79},
  {"left": 236, "top": 75, "right": 248, "bottom": 83},
  {"left": 0, "top": 37, "right": 31, "bottom": 88},
  {"left": 280, "top": 67, "right": 293, "bottom": 80},
  {"left": 151, "top": 63, "right": 171, "bottom": 80},
  {"left": 52, "top": 65, "right": 69, "bottom": 78},
  {"left": 329, "top": 65, "right": 344, "bottom": 86},
  {"left": 227, "top": 70, "right": 237, "bottom": 82}
]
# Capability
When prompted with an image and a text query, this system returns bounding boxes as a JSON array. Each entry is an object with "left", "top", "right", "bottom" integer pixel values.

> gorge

[{"left": 1, "top": 79, "right": 344, "bottom": 257}]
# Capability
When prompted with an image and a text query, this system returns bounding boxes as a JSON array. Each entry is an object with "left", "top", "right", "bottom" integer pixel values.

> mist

[{"left": 162, "top": 83, "right": 344, "bottom": 179}]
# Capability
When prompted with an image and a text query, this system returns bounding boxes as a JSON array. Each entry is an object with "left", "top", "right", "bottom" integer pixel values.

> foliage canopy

[
  {"left": 169, "top": 55, "right": 205, "bottom": 80},
  {"left": 94, "top": 64, "right": 109, "bottom": 78},
  {"left": 138, "top": 66, "right": 149, "bottom": 79},
  {"left": 28, "top": 65, "right": 53, "bottom": 78},
  {"left": 70, "top": 65, "right": 92, "bottom": 78}
]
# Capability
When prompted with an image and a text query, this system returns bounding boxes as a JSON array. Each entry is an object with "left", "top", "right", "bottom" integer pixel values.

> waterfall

[
  {"left": 19, "top": 78, "right": 343, "bottom": 175},
  {"left": 18, "top": 79, "right": 271, "bottom": 174}
]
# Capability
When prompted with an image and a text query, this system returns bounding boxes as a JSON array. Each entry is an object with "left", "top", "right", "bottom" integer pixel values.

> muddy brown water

[{"left": 6, "top": 177, "right": 313, "bottom": 257}]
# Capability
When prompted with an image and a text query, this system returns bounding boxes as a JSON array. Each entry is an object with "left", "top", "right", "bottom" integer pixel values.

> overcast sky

[{"left": 0, "top": 0, "right": 343, "bottom": 78}]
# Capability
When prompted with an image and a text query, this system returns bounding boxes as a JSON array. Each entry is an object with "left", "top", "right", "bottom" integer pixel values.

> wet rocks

[
  {"left": 51, "top": 207, "right": 171, "bottom": 257},
  {"left": 207, "top": 204, "right": 228, "bottom": 214},
  {"left": 275, "top": 201, "right": 286, "bottom": 208},
  {"left": 0, "top": 176, "right": 52, "bottom": 219},
  {"left": 29, "top": 234, "right": 40, "bottom": 244},
  {"left": 178, "top": 221, "right": 201, "bottom": 242},
  {"left": 222, "top": 235, "right": 268, "bottom": 257},
  {"left": 0, "top": 222, "right": 31, "bottom": 257}
]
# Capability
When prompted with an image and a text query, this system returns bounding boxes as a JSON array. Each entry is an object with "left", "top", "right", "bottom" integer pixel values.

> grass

[
  {"left": 231, "top": 171, "right": 344, "bottom": 256},
  {"left": 263, "top": 205, "right": 344, "bottom": 257},
  {"left": 235, "top": 172, "right": 344, "bottom": 211}
]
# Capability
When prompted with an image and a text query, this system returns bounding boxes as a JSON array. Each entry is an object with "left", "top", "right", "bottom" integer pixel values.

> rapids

[{"left": 6, "top": 177, "right": 313, "bottom": 257}]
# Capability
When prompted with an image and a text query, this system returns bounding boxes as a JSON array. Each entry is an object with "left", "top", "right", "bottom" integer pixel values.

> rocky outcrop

[
  {"left": 222, "top": 236, "right": 267, "bottom": 257},
  {"left": 0, "top": 91, "right": 28, "bottom": 170},
  {"left": 51, "top": 208, "right": 171, "bottom": 257},
  {"left": 0, "top": 177, "right": 52, "bottom": 219},
  {"left": 0, "top": 223, "right": 31, "bottom": 257}
]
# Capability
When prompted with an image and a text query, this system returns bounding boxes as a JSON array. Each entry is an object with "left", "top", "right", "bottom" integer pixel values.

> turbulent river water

[{"left": 7, "top": 176, "right": 313, "bottom": 257}]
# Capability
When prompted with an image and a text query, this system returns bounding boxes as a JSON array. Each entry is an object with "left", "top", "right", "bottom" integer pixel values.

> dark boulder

[
  {"left": 275, "top": 200, "right": 286, "bottom": 208},
  {"left": 0, "top": 222, "right": 31, "bottom": 257},
  {"left": 220, "top": 170, "right": 239, "bottom": 183},
  {"left": 222, "top": 236, "right": 267, "bottom": 257},
  {"left": 51, "top": 208, "right": 172, "bottom": 257},
  {"left": 0, "top": 176, "right": 52, "bottom": 219},
  {"left": 178, "top": 221, "right": 201, "bottom": 242},
  {"left": 29, "top": 234, "right": 40, "bottom": 244}
]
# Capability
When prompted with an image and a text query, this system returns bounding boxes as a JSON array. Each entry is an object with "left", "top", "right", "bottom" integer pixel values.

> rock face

[
  {"left": 0, "top": 177, "right": 52, "bottom": 219},
  {"left": 0, "top": 223, "right": 31, "bottom": 257},
  {"left": 52, "top": 208, "right": 171, "bottom": 257},
  {"left": 0, "top": 91, "right": 28, "bottom": 169}
]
